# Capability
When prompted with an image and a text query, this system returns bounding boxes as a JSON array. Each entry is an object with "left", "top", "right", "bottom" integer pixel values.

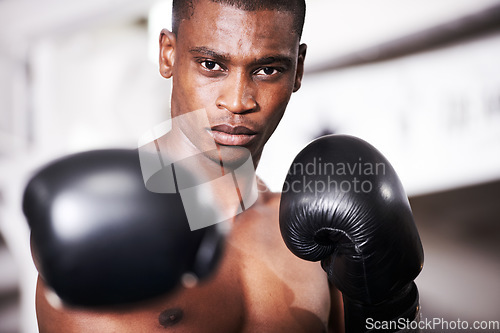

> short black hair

[{"left": 172, "top": 0, "right": 306, "bottom": 38}]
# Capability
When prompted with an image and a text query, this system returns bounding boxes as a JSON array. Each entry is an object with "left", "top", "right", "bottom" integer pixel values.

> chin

[{"left": 207, "top": 145, "right": 255, "bottom": 170}]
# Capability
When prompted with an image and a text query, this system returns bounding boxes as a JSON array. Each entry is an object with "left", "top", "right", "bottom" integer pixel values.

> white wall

[
  {"left": 259, "top": 31, "right": 500, "bottom": 195},
  {"left": 302, "top": 0, "right": 500, "bottom": 70}
]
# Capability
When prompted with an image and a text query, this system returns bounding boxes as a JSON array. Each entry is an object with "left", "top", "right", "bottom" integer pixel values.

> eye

[
  {"left": 255, "top": 67, "right": 280, "bottom": 76},
  {"left": 200, "top": 60, "right": 223, "bottom": 71}
]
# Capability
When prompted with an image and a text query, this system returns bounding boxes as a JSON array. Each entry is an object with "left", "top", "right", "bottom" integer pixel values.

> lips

[{"left": 209, "top": 124, "right": 257, "bottom": 146}]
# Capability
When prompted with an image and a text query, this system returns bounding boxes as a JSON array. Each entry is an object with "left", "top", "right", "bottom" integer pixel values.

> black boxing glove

[
  {"left": 23, "top": 149, "right": 223, "bottom": 307},
  {"left": 279, "top": 135, "right": 424, "bottom": 332}
]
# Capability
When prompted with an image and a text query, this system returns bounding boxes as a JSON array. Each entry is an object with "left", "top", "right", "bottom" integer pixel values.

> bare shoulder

[
  {"left": 227, "top": 187, "right": 332, "bottom": 332},
  {"left": 262, "top": 190, "right": 281, "bottom": 210}
]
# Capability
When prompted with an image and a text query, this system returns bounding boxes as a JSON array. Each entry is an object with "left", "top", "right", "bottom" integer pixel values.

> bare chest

[
  {"left": 226, "top": 201, "right": 332, "bottom": 332},
  {"left": 37, "top": 200, "right": 332, "bottom": 333},
  {"left": 149, "top": 203, "right": 332, "bottom": 332}
]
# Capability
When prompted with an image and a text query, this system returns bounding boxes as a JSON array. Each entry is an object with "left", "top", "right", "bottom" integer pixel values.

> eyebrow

[
  {"left": 189, "top": 47, "right": 230, "bottom": 61},
  {"left": 189, "top": 46, "right": 294, "bottom": 67},
  {"left": 254, "top": 56, "right": 294, "bottom": 68}
]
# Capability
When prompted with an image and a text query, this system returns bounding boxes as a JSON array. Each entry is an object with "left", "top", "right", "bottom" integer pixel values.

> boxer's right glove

[
  {"left": 279, "top": 135, "right": 424, "bottom": 332},
  {"left": 23, "top": 149, "right": 223, "bottom": 307}
]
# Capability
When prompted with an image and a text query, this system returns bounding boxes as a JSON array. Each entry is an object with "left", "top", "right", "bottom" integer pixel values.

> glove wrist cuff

[{"left": 343, "top": 282, "right": 420, "bottom": 332}]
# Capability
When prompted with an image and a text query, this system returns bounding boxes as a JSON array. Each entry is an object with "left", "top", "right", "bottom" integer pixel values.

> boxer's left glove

[
  {"left": 279, "top": 135, "right": 424, "bottom": 332},
  {"left": 23, "top": 149, "right": 223, "bottom": 307}
]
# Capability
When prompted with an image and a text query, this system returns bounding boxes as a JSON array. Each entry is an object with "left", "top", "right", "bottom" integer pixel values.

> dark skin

[
  {"left": 159, "top": 2, "right": 304, "bottom": 167},
  {"left": 35, "top": 1, "right": 344, "bottom": 331}
]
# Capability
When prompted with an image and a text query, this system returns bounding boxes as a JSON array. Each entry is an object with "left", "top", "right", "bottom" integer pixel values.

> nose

[{"left": 216, "top": 72, "right": 257, "bottom": 114}]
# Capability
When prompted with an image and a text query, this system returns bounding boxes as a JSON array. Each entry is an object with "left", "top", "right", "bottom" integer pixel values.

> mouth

[{"left": 209, "top": 124, "right": 258, "bottom": 146}]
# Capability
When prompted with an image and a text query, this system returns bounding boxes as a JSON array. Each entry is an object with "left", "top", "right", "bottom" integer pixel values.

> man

[{"left": 34, "top": 0, "right": 346, "bottom": 332}]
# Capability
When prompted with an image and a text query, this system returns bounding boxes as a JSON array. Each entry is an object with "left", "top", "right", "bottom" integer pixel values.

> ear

[
  {"left": 159, "top": 29, "right": 176, "bottom": 79},
  {"left": 293, "top": 43, "right": 307, "bottom": 92}
]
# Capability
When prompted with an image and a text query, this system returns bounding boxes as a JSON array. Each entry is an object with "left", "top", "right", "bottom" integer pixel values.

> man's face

[{"left": 160, "top": 0, "right": 306, "bottom": 165}]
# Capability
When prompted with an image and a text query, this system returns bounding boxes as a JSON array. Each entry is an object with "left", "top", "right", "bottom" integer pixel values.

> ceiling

[{"left": 1, "top": 0, "right": 500, "bottom": 68}]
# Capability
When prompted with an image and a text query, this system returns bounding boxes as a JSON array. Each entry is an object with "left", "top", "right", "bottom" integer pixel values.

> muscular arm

[{"left": 328, "top": 281, "right": 345, "bottom": 333}]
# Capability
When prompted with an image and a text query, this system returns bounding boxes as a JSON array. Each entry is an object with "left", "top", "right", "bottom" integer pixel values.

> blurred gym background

[{"left": 1, "top": 0, "right": 499, "bottom": 332}]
